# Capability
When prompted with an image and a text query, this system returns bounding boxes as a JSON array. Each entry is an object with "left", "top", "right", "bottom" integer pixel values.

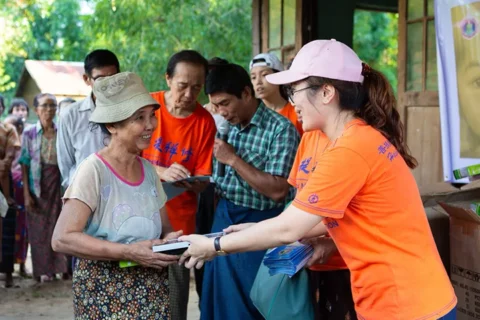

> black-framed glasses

[{"left": 286, "top": 86, "right": 318, "bottom": 105}]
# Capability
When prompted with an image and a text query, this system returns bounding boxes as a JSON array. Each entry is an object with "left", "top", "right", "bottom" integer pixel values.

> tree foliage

[
  {"left": 0, "top": 1, "right": 398, "bottom": 106},
  {"left": 0, "top": 0, "right": 252, "bottom": 105},
  {"left": 353, "top": 10, "right": 399, "bottom": 92},
  {"left": 0, "top": 0, "right": 87, "bottom": 96},
  {"left": 83, "top": 0, "right": 252, "bottom": 93}
]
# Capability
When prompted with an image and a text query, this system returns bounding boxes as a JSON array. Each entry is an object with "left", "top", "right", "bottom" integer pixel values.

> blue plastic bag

[{"left": 250, "top": 253, "right": 315, "bottom": 320}]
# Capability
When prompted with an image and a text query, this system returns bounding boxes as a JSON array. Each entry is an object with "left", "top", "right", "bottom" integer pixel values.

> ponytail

[
  {"left": 305, "top": 65, "right": 418, "bottom": 169},
  {"left": 359, "top": 65, "right": 418, "bottom": 169}
]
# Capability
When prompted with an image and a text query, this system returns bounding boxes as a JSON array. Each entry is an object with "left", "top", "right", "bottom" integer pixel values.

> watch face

[{"left": 216, "top": 250, "right": 227, "bottom": 256}]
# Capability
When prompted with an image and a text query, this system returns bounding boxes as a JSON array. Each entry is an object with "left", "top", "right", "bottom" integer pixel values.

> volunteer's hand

[
  {"left": 223, "top": 223, "right": 256, "bottom": 234},
  {"left": 159, "top": 163, "right": 190, "bottom": 182},
  {"left": 126, "top": 239, "right": 179, "bottom": 269},
  {"left": 214, "top": 138, "right": 238, "bottom": 166},
  {"left": 303, "top": 237, "right": 338, "bottom": 267},
  {"left": 178, "top": 234, "right": 216, "bottom": 269}
]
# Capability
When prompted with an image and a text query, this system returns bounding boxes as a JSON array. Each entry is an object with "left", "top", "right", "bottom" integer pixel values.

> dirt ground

[{"left": 0, "top": 260, "right": 201, "bottom": 320}]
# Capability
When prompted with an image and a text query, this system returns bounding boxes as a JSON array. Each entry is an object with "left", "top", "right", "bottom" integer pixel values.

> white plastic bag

[{"left": 0, "top": 190, "right": 8, "bottom": 218}]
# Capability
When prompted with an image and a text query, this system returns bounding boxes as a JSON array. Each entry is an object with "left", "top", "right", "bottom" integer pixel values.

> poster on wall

[{"left": 436, "top": 0, "right": 480, "bottom": 182}]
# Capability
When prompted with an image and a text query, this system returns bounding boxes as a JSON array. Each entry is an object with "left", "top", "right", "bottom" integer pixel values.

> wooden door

[{"left": 398, "top": 0, "right": 443, "bottom": 187}]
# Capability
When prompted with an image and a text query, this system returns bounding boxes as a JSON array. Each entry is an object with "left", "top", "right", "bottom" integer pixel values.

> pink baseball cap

[{"left": 266, "top": 39, "right": 364, "bottom": 85}]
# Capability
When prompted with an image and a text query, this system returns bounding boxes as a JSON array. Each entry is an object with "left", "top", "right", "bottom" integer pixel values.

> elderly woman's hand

[
  {"left": 126, "top": 239, "right": 179, "bottom": 269},
  {"left": 159, "top": 163, "right": 190, "bottom": 182},
  {"left": 178, "top": 234, "right": 217, "bottom": 269}
]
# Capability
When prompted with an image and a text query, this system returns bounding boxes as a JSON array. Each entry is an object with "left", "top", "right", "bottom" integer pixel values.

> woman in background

[
  {"left": 4, "top": 115, "right": 29, "bottom": 278},
  {"left": 19, "top": 93, "right": 68, "bottom": 282},
  {"left": 0, "top": 96, "right": 21, "bottom": 287}
]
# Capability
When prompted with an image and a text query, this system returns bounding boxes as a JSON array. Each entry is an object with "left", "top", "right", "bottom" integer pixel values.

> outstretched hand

[{"left": 178, "top": 234, "right": 217, "bottom": 269}]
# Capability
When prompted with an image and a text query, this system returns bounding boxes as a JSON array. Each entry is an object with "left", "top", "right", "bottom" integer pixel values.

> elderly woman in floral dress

[
  {"left": 19, "top": 94, "right": 68, "bottom": 282},
  {"left": 52, "top": 72, "right": 180, "bottom": 319}
]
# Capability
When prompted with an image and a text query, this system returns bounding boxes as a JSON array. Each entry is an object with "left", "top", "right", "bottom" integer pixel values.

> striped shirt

[{"left": 214, "top": 103, "right": 300, "bottom": 210}]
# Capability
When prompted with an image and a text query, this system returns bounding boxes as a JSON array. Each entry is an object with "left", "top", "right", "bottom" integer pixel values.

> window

[
  {"left": 263, "top": 0, "right": 299, "bottom": 63},
  {"left": 406, "top": 0, "right": 437, "bottom": 91}
]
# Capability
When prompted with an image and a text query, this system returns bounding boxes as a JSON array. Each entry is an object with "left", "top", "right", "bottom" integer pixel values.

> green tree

[
  {"left": 83, "top": 0, "right": 252, "bottom": 97},
  {"left": 0, "top": 0, "right": 88, "bottom": 102},
  {"left": 0, "top": 0, "right": 252, "bottom": 105},
  {"left": 353, "top": 10, "right": 399, "bottom": 92}
]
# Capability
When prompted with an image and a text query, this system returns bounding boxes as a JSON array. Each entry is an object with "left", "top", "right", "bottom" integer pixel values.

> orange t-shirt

[
  {"left": 288, "top": 130, "right": 347, "bottom": 271},
  {"left": 278, "top": 102, "right": 303, "bottom": 136},
  {"left": 142, "top": 91, "right": 216, "bottom": 235},
  {"left": 293, "top": 119, "right": 456, "bottom": 319}
]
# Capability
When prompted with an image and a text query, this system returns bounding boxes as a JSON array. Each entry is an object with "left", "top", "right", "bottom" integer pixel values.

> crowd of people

[{"left": 0, "top": 40, "right": 457, "bottom": 320}]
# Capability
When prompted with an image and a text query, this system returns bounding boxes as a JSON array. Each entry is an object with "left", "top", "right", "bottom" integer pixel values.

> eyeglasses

[
  {"left": 38, "top": 103, "right": 57, "bottom": 108},
  {"left": 286, "top": 86, "right": 318, "bottom": 105}
]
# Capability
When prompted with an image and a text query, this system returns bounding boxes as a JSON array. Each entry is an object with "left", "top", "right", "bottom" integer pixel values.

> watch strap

[{"left": 214, "top": 236, "right": 222, "bottom": 252}]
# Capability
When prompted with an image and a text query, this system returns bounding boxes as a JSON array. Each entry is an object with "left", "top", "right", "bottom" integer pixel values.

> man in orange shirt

[
  {"left": 141, "top": 50, "right": 216, "bottom": 320},
  {"left": 289, "top": 129, "right": 356, "bottom": 319},
  {"left": 250, "top": 53, "right": 303, "bottom": 135},
  {"left": 180, "top": 40, "right": 457, "bottom": 320}
]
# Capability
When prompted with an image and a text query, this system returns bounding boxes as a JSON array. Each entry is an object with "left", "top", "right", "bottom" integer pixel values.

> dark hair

[
  {"left": 305, "top": 64, "right": 418, "bottom": 169},
  {"left": 0, "top": 95, "right": 4, "bottom": 111},
  {"left": 166, "top": 50, "right": 208, "bottom": 78},
  {"left": 8, "top": 98, "right": 29, "bottom": 115},
  {"left": 205, "top": 63, "right": 254, "bottom": 99},
  {"left": 84, "top": 49, "right": 120, "bottom": 77},
  {"left": 208, "top": 57, "right": 229, "bottom": 69},
  {"left": 87, "top": 122, "right": 111, "bottom": 147},
  {"left": 33, "top": 93, "right": 56, "bottom": 108},
  {"left": 269, "top": 70, "right": 289, "bottom": 102},
  {"left": 97, "top": 123, "right": 111, "bottom": 136},
  {"left": 205, "top": 58, "right": 230, "bottom": 94}
]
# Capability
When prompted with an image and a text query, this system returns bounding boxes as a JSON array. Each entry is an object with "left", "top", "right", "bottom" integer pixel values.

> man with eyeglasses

[{"left": 56, "top": 50, "right": 120, "bottom": 190}]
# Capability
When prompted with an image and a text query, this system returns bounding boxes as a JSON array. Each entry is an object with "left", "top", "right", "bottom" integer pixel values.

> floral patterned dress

[
  {"left": 64, "top": 154, "right": 170, "bottom": 319},
  {"left": 73, "top": 259, "right": 169, "bottom": 320}
]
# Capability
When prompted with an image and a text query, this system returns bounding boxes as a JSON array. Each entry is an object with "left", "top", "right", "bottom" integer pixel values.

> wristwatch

[{"left": 214, "top": 236, "right": 227, "bottom": 256}]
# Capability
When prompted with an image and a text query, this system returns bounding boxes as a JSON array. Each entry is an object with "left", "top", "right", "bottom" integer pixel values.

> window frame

[
  {"left": 405, "top": 0, "right": 436, "bottom": 92},
  {"left": 259, "top": 0, "right": 303, "bottom": 63}
]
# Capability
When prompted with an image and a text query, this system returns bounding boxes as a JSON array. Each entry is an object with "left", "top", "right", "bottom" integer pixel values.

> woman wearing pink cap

[{"left": 179, "top": 39, "right": 457, "bottom": 320}]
